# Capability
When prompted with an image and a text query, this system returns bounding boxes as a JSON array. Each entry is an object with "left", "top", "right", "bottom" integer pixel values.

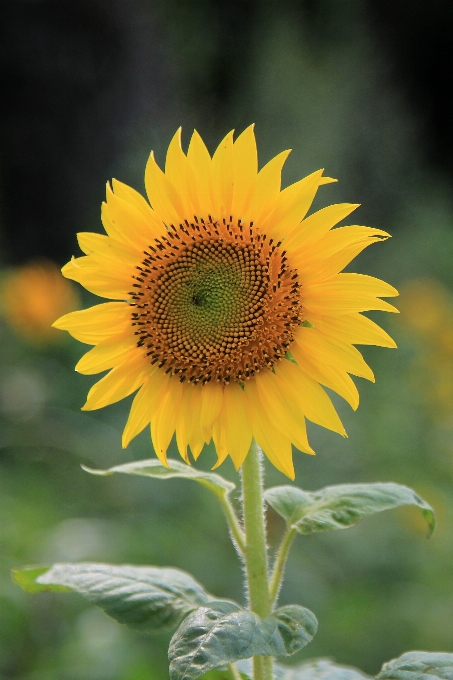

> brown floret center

[{"left": 130, "top": 216, "right": 302, "bottom": 384}]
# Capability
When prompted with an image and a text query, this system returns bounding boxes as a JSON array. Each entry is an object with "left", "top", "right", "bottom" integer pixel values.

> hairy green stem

[
  {"left": 228, "top": 662, "right": 243, "bottom": 680},
  {"left": 218, "top": 493, "right": 246, "bottom": 555},
  {"left": 241, "top": 441, "right": 274, "bottom": 680},
  {"left": 270, "top": 526, "right": 297, "bottom": 604}
]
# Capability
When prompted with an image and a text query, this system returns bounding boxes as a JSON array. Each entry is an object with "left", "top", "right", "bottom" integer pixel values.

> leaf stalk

[
  {"left": 270, "top": 525, "right": 298, "bottom": 605},
  {"left": 218, "top": 493, "right": 246, "bottom": 555}
]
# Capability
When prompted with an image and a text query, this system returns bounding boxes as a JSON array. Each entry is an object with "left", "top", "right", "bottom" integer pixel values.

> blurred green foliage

[{"left": 2, "top": 2, "right": 453, "bottom": 679}]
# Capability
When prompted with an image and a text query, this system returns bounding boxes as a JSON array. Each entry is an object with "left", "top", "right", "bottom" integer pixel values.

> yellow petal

[
  {"left": 261, "top": 169, "right": 325, "bottom": 241},
  {"left": 104, "top": 182, "right": 166, "bottom": 252},
  {"left": 175, "top": 383, "right": 198, "bottom": 463},
  {"left": 82, "top": 352, "right": 146, "bottom": 411},
  {"left": 223, "top": 383, "right": 253, "bottom": 468},
  {"left": 293, "top": 326, "right": 375, "bottom": 381},
  {"left": 303, "top": 273, "right": 399, "bottom": 315},
  {"left": 187, "top": 129, "right": 212, "bottom": 167},
  {"left": 122, "top": 368, "right": 170, "bottom": 447},
  {"left": 187, "top": 386, "right": 206, "bottom": 460},
  {"left": 306, "top": 273, "right": 398, "bottom": 298},
  {"left": 61, "top": 256, "right": 131, "bottom": 300},
  {"left": 187, "top": 130, "right": 213, "bottom": 215},
  {"left": 75, "top": 333, "right": 137, "bottom": 374},
  {"left": 243, "top": 149, "right": 291, "bottom": 224},
  {"left": 293, "top": 226, "right": 390, "bottom": 281},
  {"left": 275, "top": 359, "right": 346, "bottom": 436},
  {"left": 77, "top": 233, "right": 139, "bottom": 269},
  {"left": 111, "top": 178, "right": 163, "bottom": 231},
  {"left": 165, "top": 128, "right": 195, "bottom": 220},
  {"left": 211, "top": 412, "right": 229, "bottom": 469},
  {"left": 211, "top": 130, "right": 234, "bottom": 217},
  {"left": 293, "top": 352, "right": 360, "bottom": 410},
  {"left": 308, "top": 312, "right": 397, "bottom": 348},
  {"left": 285, "top": 203, "right": 360, "bottom": 252},
  {"left": 200, "top": 381, "right": 224, "bottom": 441},
  {"left": 151, "top": 378, "right": 183, "bottom": 465},
  {"left": 254, "top": 370, "right": 314, "bottom": 454},
  {"left": 53, "top": 302, "right": 131, "bottom": 344},
  {"left": 144, "top": 151, "right": 184, "bottom": 225},
  {"left": 244, "top": 382, "right": 295, "bottom": 478},
  {"left": 100, "top": 186, "right": 133, "bottom": 247},
  {"left": 299, "top": 239, "right": 385, "bottom": 282},
  {"left": 231, "top": 124, "right": 258, "bottom": 217}
]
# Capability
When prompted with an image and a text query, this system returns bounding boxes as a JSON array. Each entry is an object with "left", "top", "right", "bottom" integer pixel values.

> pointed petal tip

[
  {"left": 178, "top": 446, "right": 190, "bottom": 464},
  {"left": 155, "top": 451, "right": 170, "bottom": 468}
]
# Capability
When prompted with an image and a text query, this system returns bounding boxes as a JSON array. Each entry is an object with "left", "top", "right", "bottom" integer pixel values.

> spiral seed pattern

[{"left": 130, "top": 216, "right": 302, "bottom": 384}]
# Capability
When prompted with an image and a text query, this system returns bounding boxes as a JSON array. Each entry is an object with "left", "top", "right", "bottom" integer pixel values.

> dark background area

[
  {"left": 2, "top": 2, "right": 453, "bottom": 679},
  {"left": 1, "top": 0, "right": 453, "bottom": 264}
]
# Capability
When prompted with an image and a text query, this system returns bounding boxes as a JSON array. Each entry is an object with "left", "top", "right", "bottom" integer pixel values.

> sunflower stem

[
  {"left": 218, "top": 493, "right": 246, "bottom": 555},
  {"left": 269, "top": 525, "right": 297, "bottom": 605},
  {"left": 228, "top": 662, "right": 243, "bottom": 680},
  {"left": 241, "top": 440, "right": 274, "bottom": 680}
]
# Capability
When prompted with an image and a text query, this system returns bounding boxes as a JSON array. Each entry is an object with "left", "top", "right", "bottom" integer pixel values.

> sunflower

[
  {"left": 2, "top": 260, "right": 79, "bottom": 343},
  {"left": 53, "top": 127, "right": 397, "bottom": 479}
]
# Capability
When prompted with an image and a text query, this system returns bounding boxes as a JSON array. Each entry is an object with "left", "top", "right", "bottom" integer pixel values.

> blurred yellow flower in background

[
  {"left": 54, "top": 127, "right": 398, "bottom": 478},
  {"left": 399, "top": 279, "right": 453, "bottom": 421},
  {"left": 1, "top": 260, "right": 79, "bottom": 344}
]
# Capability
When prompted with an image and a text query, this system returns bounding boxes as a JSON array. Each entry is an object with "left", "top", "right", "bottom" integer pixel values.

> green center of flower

[
  {"left": 173, "top": 261, "right": 244, "bottom": 339},
  {"left": 130, "top": 217, "right": 302, "bottom": 384}
]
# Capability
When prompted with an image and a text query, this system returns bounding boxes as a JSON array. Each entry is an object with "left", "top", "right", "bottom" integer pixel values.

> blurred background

[{"left": 2, "top": 0, "right": 453, "bottom": 678}]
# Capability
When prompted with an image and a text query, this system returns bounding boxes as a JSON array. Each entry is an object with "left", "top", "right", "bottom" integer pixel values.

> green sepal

[
  {"left": 376, "top": 651, "right": 453, "bottom": 680},
  {"left": 82, "top": 458, "right": 235, "bottom": 498},
  {"left": 13, "top": 562, "right": 225, "bottom": 634},
  {"left": 264, "top": 483, "right": 435, "bottom": 537},
  {"left": 169, "top": 601, "right": 317, "bottom": 680}
]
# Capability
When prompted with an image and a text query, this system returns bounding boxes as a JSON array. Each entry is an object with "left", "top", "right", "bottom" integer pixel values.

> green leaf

[
  {"left": 169, "top": 601, "right": 317, "bottom": 680},
  {"left": 376, "top": 652, "right": 453, "bottom": 680},
  {"left": 82, "top": 458, "right": 235, "bottom": 498},
  {"left": 263, "top": 658, "right": 371, "bottom": 680},
  {"left": 13, "top": 562, "right": 220, "bottom": 633},
  {"left": 264, "top": 483, "right": 435, "bottom": 537}
]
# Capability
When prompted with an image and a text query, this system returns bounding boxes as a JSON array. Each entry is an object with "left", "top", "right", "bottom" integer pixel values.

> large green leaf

[
  {"left": 13, "top": 562, "right": 220, "bottom": 633},
  {"left": 264, "top": 483, "right": 435, "bottom": 536},
  {"left": 169, "top": 601, "right": 317, "bottom": 680},
  {"left": 376, "top": 652, "right": 453, "bottom": 680},
  {"left": 83, "top": 458, "right": 235, "bottom": 498}
]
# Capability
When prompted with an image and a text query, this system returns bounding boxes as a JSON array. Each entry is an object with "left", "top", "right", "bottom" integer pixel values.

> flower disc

[
  {"left": 54, "top": 126, "right": 398, "bottom": 478},
  {"left": 132, "top": 217, "right": 301, "bottom": 385}
]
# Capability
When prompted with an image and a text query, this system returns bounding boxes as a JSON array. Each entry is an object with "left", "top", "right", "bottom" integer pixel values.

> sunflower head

[
  {"left": 54, "top": 126, "right": 398, "bottom": 479},
  {"left": 131, "top": 215, "right": 302, "bottom": 385}
]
